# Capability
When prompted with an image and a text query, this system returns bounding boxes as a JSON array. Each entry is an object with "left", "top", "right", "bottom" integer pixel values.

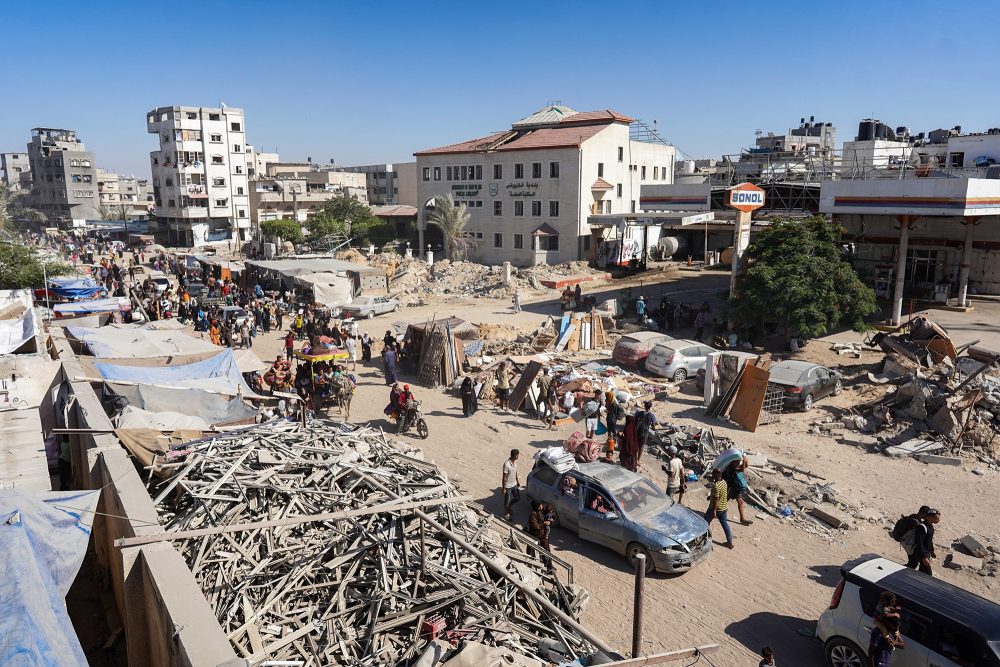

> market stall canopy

[
  {"left": 105, "top": 382, "right": 259, "bottom": 427},
  {"left": 0, "top": 489, "right": 99, "bottom": 667},
  {"left": 46, "top": 277, "right": 106, "bottom": 300},
  {"left": 93, "top": 349, "right": 261, "bottom": 397},
  {"left": 294, "top": 272, "right": 354, "bottom": 306},
  {"left": 67, "top": 325, "right": 218, "bottom": 358},
  {"left": 53, "top": 297, "right": 130, "bottom": 317}
]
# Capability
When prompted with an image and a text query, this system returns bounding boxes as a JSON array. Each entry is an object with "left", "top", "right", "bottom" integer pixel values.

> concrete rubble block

[
  {"left": 810, "top": 505, "right": 852, "bottom": 529},
  {"left": 914, "top": 453, "right": 962, "bottom": 466},
  {"left": 944, "top": 551, "right": 983, "bottom": 572},
  {"left": 745, "top": 453, "right": 768, "bottom": 468},
  {"left": 840, "top": 433, "right": 877, "bottom": 447},
  {"left": 959, "top": 534, "right": 989, "bottom": 558},
  {"left": 927, "top": 405, "right": 959, "bottom": 439},
  {"left": 883, "top": 438, "right": 943, "bottom": 458}
]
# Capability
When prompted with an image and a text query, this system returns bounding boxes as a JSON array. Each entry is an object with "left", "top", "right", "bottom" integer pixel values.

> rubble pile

[
  {"left": 148, "top": 420, "right": 599, "bottom": 666},
  {"left": 829, "top": 318, "right": 1000, "bottom": 464}
]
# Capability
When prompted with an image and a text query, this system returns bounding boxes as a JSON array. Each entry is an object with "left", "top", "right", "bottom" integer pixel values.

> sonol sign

[{"left": 726, "top": 183, "right": 766, "bottom": 213}]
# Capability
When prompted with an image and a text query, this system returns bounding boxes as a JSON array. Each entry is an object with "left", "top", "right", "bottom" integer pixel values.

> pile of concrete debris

[
  {"left": 147, "top": 420, "right": 606, "bottom": 666},
  {"left": 829, "top": 317, "right": 999, "bottom": 465}
]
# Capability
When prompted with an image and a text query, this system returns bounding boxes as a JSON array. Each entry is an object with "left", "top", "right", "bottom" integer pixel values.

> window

[
  {"left": 209, "top": 113, "right": 220, "bottom": 121},
  {"left": 539, "top": 235, "right": 559, "bottom": 251},
  {"left": 235, "top": 166, "right": 243, "bottom": 174},
  {"left": 549, "top": 201, "right": 560, "bottom": 217},
  {"left": 475, "top": 165, "right": 482, "bottom": 180},
  {"left": 215, "top": 198, "right": 228, "bottom": 207},
  {"left": 597, "top": 162, "right": 604, "bottom": 178},
  {"left": 213, "top": 177, "right": 226, "bottom": 186},
  {"left": 475, "top": 200, "right": 483, "bottom": 208},
  {"left": 167, "top": 199, "right": 175, "bottom": 207},
  {"left": 230, "top": 121, "right": 241, "bottom": 131},
  {"left": 583, "top": 235, "right": 591, "bottom": 251},
  {"left": 71, "top": 175, "right": 82, "bottom": 183},
  {"left": 550, "top": 161, "right": 560, "bottom": 178},
  {"left": 165, "top": 177, "right": 174, "bottom": 187},
  {"left": 514, "top": 163, "right": 524, "bottom": 179},
  {"left": 494, "top": 233, "right": 503, "bottom": 248},
  {"left": 446, "top": 166, "right": 452, "bottom": 180},
  {"left": 531, "top": 200, "right": 541, "bottom": 216},
  {"left": 618, "top": 147, "right": 624, "bottom": 162},
  {"left": 663, "top": 164, "right": 669, "bottom": 179},
  {"left": 493, "top": 201, "right": 502, "bottom": 216},
  {"left": 433, "top": 167, "right": 441, "bottom": 181},
  {"left": 616, "top": 183, "right": 622, "bottom": 198},
  {"left": 81, "top": 159, "right": 91, "bottom": 167},
  {"left": 233, "top": 144, "right": 241, "bottom": 153},
  {"left": 532, "top": 162, "right": 542, "bottom": 178},
  {"left": 653, "top": 166, "right": 659, "bottom": 180},
  {"left": 514, "top": 233, "right": 524, "bottom": 249},
  {"left": 238, "top": 209, "right": 246, "bottom": 218},
  {"left": 236, "top": 186, "right": 244, "bottom": 196},
  {"left": 514, "top": 201, "right": 524, "bottom": 216},
  {"left": 641, "top": 166, "right": 647, "bottom": 179},
  {"left": 631, "top": 200, "right": 636, "bottom": 213},
  {"left": 949, "top": 152, "right": 964, "bottom": 167},
  {"left": 212, "top": 155, "right": 224, "bottom": 164},
  {"left": 461, "top": 165, "right": 468, "bottom": 180},
  {"left": 493, "top": 164, "right": 502, "bottom": 180},
  {"left": 210, "top": 133, "right": 222, "bottom": 143},
  {"left": 422, "top": 167, "right": 430, "bottom": 181},
  {"left": 186, "top": 112, "right": 197, "bottom": 120}
]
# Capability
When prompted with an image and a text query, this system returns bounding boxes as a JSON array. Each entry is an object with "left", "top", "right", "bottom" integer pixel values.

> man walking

[
  {"left": 345, "top": 335, "right": 357, "bottom": 371},
  {"left": 694, "top": 308, "right": 706, "bottom": 342},
  {"left": 704, "top": 469, "right": 734, "bottom": 549},
  {"left": 501, "top": 449, "right": 520, "bottom": 522},
  {"left": 512, "top": 289, "right": 521, "bottom": 313},
  {"left": 905, "top": 507, "right": 940, "bottom": 575},
  {"left": 583, "top": 390, "right": 602, "bottom": 439},
  {"left": 635, "top": 295, "right": 646, "bottom": 323}
]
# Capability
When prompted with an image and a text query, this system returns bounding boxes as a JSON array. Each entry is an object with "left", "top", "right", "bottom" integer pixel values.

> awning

[
  {"left": 531, "top": 223, "right": 560, "bottom": 237},
  {"left": 93, "top": 349, "right": 261, "bottom": 397},
  {"left": 591, "top": 178, "right": 614, "bottom": 191}
]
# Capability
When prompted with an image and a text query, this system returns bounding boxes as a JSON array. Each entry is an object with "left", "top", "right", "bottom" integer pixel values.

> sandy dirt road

[{"left": 234, "top": 272, "right": 999, "bottom": 665}]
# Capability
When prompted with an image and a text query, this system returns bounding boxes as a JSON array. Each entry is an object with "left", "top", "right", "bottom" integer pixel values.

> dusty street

[{"left": 232, "top": 270, "right": 999, "bottom": 665}]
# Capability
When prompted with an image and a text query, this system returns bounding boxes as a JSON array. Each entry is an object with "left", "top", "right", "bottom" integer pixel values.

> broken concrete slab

[
  {"left": 944, "top": 551, "right": 983, "bottom": 572},
  {"left": 959, "top": 535, "right": 989, "bottom": 558},
  {"left": 927, "top": 405, "right": 959, "bottom": 439},
  {"left": 840, "top": 433, "right": 878, "bottom": 447},
  {"left": 810, "top": 506, "right": 851, "bottom": 529},
  {"left": 883, "top": 438, "right": 944, "bottom": 458},
  {"left": 914, "top": 453, "right": 962, "bottom": 466},
  {"left": 745, "top": 453, "right": 768, "bottom": 468}
]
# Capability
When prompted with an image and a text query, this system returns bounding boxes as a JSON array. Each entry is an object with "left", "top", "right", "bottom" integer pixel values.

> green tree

[
  {"left": 307, "top": 195, "right": 379, "bottom": 241},
  {"left": 260, "top": 218, "right": 302, "bottom": 242},
  {"left": 728, "top": 215, "right": 877, "bottom": 344},
  {"left": 426, "top": 194, "right": 474, "bottom": 259},
  {"left": 0, "top": 183, "right": 45, "bottom": 231},
  {"left": 0, "top": 242, "right": 70, "bottom": 289}
]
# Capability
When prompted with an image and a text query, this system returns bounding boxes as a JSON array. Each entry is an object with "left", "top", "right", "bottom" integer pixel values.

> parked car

[
  {"left": 185, "top": 280, "right": 206, "bottom": 298},
  {"left": 219, "top": 306, "right": 250, "bottom": 327},
  {"left": 817, "top": 554, "right": 1000, "bottom": 667},
  {"left": 645, "top": 339, "right": 715, "bottom": 382},
  {"left": 768, "top": 360, "right": 843, "bottom": 411},
  {"left": 150, "top": 275, "right": 171, "bottom": 293},
  {"left": 611, "top": 331, "right": 674, "bottom": 370},
  {"left": 341, "top": 296, "right": 400, "bottom": 319},
  {"left": 525, "top": 459, "right": 711, "bottom": 574}
]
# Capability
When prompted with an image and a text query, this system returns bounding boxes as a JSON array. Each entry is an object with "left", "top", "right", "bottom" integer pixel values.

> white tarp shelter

[
  {"left": 67, "top": 324, "right": 219, "bottom": 358},
  {"left": 295, "top": 272, "right": 354, "bottom": 307}
]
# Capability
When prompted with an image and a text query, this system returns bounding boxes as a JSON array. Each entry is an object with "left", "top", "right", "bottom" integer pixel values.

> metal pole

[
  {"left": 632, "top": 553, "right": 646, "bottom": 658},
  {"left": 891, "top": 217, "right": 911, "bottom": 325},
  {"left": 957, "top": 218, "right": 975, "bottom": 307}
]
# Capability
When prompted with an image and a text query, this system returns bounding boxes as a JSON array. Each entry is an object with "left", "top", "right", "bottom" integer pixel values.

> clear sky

[{"left": 2, "top": 0, "right": 996, "bottom": 178}]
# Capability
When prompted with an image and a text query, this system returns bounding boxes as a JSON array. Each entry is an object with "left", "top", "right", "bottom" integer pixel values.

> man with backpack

[
  {"left": 635, "top": 401, "right": 658, "bottom": 459},
  {"left": 891, "top": 506, "right": 940, "bottom": 575}
]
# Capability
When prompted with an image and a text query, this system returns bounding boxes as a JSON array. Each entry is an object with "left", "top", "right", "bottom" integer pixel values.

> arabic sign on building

[{"left": 505, "top": 181, "right": 539, "bottom": 197}]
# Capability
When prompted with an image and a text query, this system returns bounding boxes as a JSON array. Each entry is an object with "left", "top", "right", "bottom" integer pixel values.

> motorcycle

[{"left": 396, "top": 399, "right": 429, "bottom": 439}]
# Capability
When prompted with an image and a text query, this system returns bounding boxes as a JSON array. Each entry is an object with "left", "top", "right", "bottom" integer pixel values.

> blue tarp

[
  {"left": 46, "top": 278, "right": 105, "bottom": 300},
  {"left": 52, "top": 298, "right": 129, "bottom": 316},
  {"left": 94, "top": 349, "right": 257, "bottom": 396},
  {"left": 0, "top": 489, "right": 100, "bottom": 667}
]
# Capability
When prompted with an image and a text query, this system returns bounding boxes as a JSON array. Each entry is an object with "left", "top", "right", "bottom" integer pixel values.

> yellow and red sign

[{"left": 727, "top": 183, "right": 766, "bottom": 213}]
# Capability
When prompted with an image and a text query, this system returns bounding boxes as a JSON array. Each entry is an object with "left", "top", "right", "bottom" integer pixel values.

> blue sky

[{"left": 2, "top": 0, "right": 996, "bottom": 177}]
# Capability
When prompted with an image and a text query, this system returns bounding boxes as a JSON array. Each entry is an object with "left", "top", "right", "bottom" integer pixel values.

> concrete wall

[{"left": 52, "top": 335, "right": 238, "bottom": 666}]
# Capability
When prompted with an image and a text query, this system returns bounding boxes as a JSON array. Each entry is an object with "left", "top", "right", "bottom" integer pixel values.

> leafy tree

[
  {"left": 728, "top": 215, "right": 877, "bottom": 344},
  {"left": 260, "top": 218, "right": 302, "bottom": 242},
  {"left": 0, "top": 242, "right": 70, "bottom": 289},
  {"left": 0, "top": 183, "right": 45, "bottom": 231},
  {"left": 307, "top": 195, "right": 379, "bottom": 241},
  {"left": 426, "top": 194, "right": 475, "bottom": 259}
]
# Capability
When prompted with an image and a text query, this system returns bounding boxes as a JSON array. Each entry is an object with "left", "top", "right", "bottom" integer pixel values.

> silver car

[
  {"left": 342, "top": 296, "right": 400, "bottom": 319},
  {"left": 645, "top": 339, "right": 715, "bottom": 382},
  {"left": 525, "top": 460, "right": 711, "bottom": 574}
]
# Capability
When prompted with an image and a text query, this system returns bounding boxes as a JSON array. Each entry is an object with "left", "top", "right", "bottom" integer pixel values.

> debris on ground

[{"left": 146, "top": 420, "right": 602, "bottom": 666}]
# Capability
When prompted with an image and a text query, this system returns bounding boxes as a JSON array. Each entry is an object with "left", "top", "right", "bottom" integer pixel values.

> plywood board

[
  {"left": 729, "top": 364, "right": 770, "bottom": 432},
  {"left": 508, "top": 360, "right": 543, "bottom": 411}
]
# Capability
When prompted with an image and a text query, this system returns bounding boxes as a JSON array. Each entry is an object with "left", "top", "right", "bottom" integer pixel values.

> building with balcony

[
  {"left": 414, "top": 105, "right": 675, "bottom": 265},
  {"left": 25, "top": 128, "right": 100, "bottom": 225},
  {"left": 96, "top": 169, "right": 154, "bottom": 218},
  {"left": 146, "top": 105, "right": 250, "bottom": 246},
  {"left": 337, "top": 162, "right": 417, "bottom": 206},
  {"left": 1, "top": 152, "right": 31, "bottom": 191},
  {"left": 250, "top": 163, "right": 367, "bottom": 228}
]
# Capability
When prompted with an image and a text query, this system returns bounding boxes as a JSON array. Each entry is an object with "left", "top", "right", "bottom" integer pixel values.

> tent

[
  {"left": 0, "top": 489, "right": 100, "bottom": 667},
  {"left": 46, "top": 277, "right": 106, "bottom": 301},
  {"left": 0, "top": 298, "right": 39, "bottom": 354},
  {"left": 294, "top": 272, "right": 354, "bottom": 307},
  {"left": 106, "top": 382, "right": 259, "bottom": 427},
  {"left": 93, "top": 349, "right": 261, "bottom": 397},
  {"left": 53, "top": 297, "right": 130, "bottom": 317},
  {"left": 67, "top": 325, "right": 218, "bottom": 358}
]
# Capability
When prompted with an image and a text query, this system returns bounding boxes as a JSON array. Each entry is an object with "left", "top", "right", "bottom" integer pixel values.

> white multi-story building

[
  {"left": 338, "top": 162, "right": 417, "bottom": 206},
  {"left": 146, "top": 105, "right": 251, "bottom": 246},
  {"left": 414, "top": 105, "right": 675, "bottom": 265},
  {"left": 250, "top": 163, "right": 367, "bottom": 226},
  {"left": 96, "top": 168, "right": 154, "bottom": 218}
]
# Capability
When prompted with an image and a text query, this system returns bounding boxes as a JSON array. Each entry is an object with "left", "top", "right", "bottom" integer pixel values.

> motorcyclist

[{"left": 398, "top": 384, "right": 416, "bottom": 430}]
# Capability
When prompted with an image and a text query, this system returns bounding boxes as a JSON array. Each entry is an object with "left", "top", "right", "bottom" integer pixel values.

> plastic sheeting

[
  {"left": 46, "top": 277, "right": 105, "bottom": 300},
  {"left": 94, "top": 349, "right": 259, "bottom": 397},
  {"left": 296, "top": 272, "right": 354, "bottom": 307},
  {"left": 53, "top": 297, "right": 130, "bottom": 316},
  {"left": 0, "top": 307, "right": 37, "bottom": 354},
  {"left": 67, "top": 325, "right": 218, "bottom": 358},
  {"left": 106, "top": 382, "right": 259, "bottom": 426},
  {"left": 0, "top": 489, "right": 100, "bottom": 667},
  {"left": 116, "top": 405, "right": 212, "bottom": 431}
]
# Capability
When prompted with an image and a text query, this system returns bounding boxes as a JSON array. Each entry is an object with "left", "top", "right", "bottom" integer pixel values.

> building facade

[
  {"left": 146, "top": 105, "right": 251, "bottom": 246},
  {"left": 26, "top": 128, "right": 100, "bottom": 224},
  {"left": 414, "top": 105, "right": 675, "bottom": 265},
  {"left": 97, "top": 169, "right": 155, "bottom": 218},
  {"left": 250, "top": 163, "right": 367, "bottom": 228},
  {"left": 1, "top": 152, "right": 31, "bottom": 191},
  {"left": 338, "top": 162, "right": 417, "bottom": 206}
]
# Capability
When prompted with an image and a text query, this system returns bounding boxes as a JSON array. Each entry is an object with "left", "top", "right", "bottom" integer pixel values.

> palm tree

[
  {"left": 426, "top": 194, "right": 476, "bottom": 259},
  {"left": 0, "top": 183, "right": 45, "bottom": 231}
]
